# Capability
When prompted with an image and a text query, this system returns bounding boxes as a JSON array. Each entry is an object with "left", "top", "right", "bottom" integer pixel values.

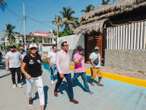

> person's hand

[
  {"left": 59, "top": 73, "right": 64, "bottom": 79},
  {"left": 93, "top": 66, "right": 96, "bottom": 68},
  {"left": 25, "top": 74, "right": 32, "bottom": 80}
]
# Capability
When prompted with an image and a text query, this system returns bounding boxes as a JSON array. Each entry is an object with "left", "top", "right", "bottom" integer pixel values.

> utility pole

[{"left": 22, "top": 0, "right": 26, "bottom": 45}]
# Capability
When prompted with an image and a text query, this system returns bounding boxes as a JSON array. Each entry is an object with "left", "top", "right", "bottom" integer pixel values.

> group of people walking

[{"left": 5, "top": 41, "right": 103, "bottom": 110}]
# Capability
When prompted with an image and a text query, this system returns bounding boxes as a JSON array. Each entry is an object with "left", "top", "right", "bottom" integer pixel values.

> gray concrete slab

[{"left": 0, "top": 69, "right": 146, "bottom": 110}]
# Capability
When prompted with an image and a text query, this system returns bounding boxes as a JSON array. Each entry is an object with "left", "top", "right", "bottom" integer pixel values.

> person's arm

[
  {"left": 5, "top": 58, "right": 9, "bottom": 70},
  {"left": 19, "top": 53, "right": 23, "bottom": 64},
  {"left": 73, "top": 54, "right": 80, "bottom": 64},
  {"left": 47, "top": 52, "right": 52, "bottom": 65},
  {"left": 5, "top": 53, "right": 9, "bottom": 70},
  {"left": 47, "top": 57, "right": 51, "bottom": 65},
  {"left": 89, "top": 53, "right": 95, "bottom": 67},
  {"left": 21, "top": 62, "right": 31, "bottom": 79},
  {"left": 56, "top": 52, "right": 64, "bottom": 78},
  {"left": 98, "top": 53, "right": 101, "bottom": 66}
]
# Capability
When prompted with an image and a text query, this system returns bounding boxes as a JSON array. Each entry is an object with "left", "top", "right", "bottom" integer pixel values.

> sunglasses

[
  {"left": 63, "top": 44, "right": 69, "bottom": 47},
  {"left": 30, "top": 47, "right": 37, "bottom": 50}
]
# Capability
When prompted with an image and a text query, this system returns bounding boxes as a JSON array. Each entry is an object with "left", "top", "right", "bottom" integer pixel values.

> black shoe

[
  {"left": 90, "top": 82, "right": 95, "bottom": 86},
  {"left": 84, "top": 89, "right": 94, "bottom": 95},
  {"left": 97, "top": 83, "right": 104, "bottom": 86},
  {"left": 70, "top": 99, "right": 79, "bottom": 104},
  {"left": 87, "top": 91, "right": 94, "bottom": 95},
  {"left": 29, "top": 97, "right": 33, "bottom": 105}
]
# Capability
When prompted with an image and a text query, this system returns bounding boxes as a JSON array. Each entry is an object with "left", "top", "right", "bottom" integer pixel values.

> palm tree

[
  {"left": 0, "top": 0, "right": 7, "bottom": 11},
  {"left": 52, "top": 15, "right": 63, "bottom": 37},
  {"left": 60, "top": 7, "right": 77, "bottom": 31},
  {"left": 5, "top": 24, "right": 15, "bottom": 45},
  {"left": 81, "top": 4, "right": 95, "bottom": 13},
  {"left": 102, "top": 0, "right": 110, "bottom": 5}
]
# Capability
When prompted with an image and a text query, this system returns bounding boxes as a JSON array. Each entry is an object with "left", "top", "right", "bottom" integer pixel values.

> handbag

[{"left": 93, "top": 58, "right": 99, "bottom": 65}]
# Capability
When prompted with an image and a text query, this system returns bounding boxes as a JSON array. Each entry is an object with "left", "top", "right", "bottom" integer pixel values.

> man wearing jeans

[
  {"left": 48, "top": 45, "right": 57, "bottom": 84},
  {"left": 54, "top": 41, "right": 79, "bottom": 104}
]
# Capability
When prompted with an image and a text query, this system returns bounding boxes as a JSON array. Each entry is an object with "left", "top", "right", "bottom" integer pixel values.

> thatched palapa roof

[
  {"left": 74, "top": 19, "right": 108, "bottom": 34},
  {"left": 74, "top": 0, "right": 146, "bottom": 34}
]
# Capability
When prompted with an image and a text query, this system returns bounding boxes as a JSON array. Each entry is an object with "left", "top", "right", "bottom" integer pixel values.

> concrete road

[{"left": 0, "top": 69, "right": 146, "bottom": 110}]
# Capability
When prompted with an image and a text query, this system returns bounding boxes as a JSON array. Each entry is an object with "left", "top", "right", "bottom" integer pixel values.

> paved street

[{"left": 0, "top": 68, "right": 146, "bottom": 110}]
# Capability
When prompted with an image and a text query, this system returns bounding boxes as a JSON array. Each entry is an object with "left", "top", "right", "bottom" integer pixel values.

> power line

[
  {"left": 6, "top": 7, "right": 52, "bottom": 25},
  {"left": 6, "top": 7, "right": 23, "bottom": 20},
  {"left": 27, "top": 15, "right": 51, "bottom": 24}
]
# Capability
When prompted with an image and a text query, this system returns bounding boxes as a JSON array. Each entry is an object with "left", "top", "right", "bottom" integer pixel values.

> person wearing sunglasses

[
  {"left": 54, "top": 41, "right": 79, "bottom": 104},
  {"left": 21, "top": 44, "right": 45, "bottom": 110}
]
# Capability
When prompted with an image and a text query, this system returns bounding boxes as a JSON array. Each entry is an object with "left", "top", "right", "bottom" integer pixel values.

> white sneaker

[
  {"left": 17, "top": 83, "right": 22, "bottom": 88},
  {"left": 12, "top": 84, "right": 16, "bottom": 88}
]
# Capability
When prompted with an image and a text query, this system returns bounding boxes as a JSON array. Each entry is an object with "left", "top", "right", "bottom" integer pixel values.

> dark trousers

[
  {"left": 9, "top": 67, "right": 21, "bottom": 84},
  {"left": 54, "top": 73, "right": 74, "bottom": 100}
]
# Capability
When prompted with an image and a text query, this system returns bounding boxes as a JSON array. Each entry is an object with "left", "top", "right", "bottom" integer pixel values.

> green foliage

[
  {"left": 5, "top": 24, "right": 16, "bottom": 45},
  {"left": 102, "top": 0, "right": 110, "bottom": 5},
  {"left": 52, "top": 7, "right": 79, "bottom": 37},
  {"left": 81, "top": 4, "right": 95, "bottom": 13},
  {"left": 59, "top": 28, "right": 73, "bottom": 37}
]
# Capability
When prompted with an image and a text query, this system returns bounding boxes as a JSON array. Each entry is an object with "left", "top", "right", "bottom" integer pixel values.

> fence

[{"left": 106, "top": 20, "right": 146, "bottom": 50}]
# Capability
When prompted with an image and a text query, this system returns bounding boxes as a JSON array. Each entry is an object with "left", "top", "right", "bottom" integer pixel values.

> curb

[{"left": 85, "top": 68, "right": 146, "bottom": 88}]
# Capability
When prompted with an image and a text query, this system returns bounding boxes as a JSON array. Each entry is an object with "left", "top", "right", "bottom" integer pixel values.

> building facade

[{"left": 75, "top": 0, "right": 146, "bottom": 72}]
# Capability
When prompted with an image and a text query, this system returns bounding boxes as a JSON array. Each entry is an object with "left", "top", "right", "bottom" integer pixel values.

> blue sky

[{"left": 0, "top": 0, "right": 102, "bottom": 34}]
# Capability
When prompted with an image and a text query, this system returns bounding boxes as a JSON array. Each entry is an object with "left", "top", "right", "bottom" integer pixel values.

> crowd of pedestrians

[{"left": 3, "top": 41, "right": 103, "bottom": 110}]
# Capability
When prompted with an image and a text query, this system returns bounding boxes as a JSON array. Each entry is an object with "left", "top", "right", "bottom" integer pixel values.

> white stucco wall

[
  {"left": 41, "top": 34, "right": 85, "bottom": 56},
  {"left": 57, "top": 34, "right": 84, "bottom": 50}
]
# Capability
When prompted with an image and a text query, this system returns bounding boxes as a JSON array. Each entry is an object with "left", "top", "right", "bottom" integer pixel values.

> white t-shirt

[
  {"left": 48, "top": 51, "right": 57, "bottom": 65},
  {"left": 89, "top": 52, "right": 101, "bottom": 67},
  {"left": 5, "top": 51, "right": 21, "bottom": 68},
  {"left": 21, "top": 52, "right": 26, "bottom": 60}
]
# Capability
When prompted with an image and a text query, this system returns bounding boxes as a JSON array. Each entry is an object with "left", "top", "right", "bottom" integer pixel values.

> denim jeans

[
  {"left": 54, "top": 73, "right": 74, "bottom": 100},
  {"left": 49, "top": 64, "right": 57, "bottom": 81},
  {"left": 73, "top": 72, "right": 90, "bottom": 92}
]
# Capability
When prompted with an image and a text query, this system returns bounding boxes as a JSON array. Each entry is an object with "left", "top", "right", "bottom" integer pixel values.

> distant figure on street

[
  {"left": 0, "top": 51, "right": 2, "bottom": 63},
  {"left": 47, "top": 45, "right": 57, "bottom": 84},
  {"left": 19, "top": 46, "right": 27, "bottom": 84},
  {"left": 89, "top": 46, "right": 103, "bottom": 86},
  {"left": 5, "top": 45, "right": 22, "bottom": 88},
  {"left": 21, "top": 44, "right": 45, "bottom": 110},
  {"left": 72, "top": 45, "right": 93, "bottom": 94},
  {"left": 54, "top": 41, "right": 79, "bottom": 104}
]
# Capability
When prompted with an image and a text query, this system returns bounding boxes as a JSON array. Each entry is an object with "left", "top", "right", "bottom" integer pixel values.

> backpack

[{"left": 93, "top": 58, "right": 99, "bottom": 65}]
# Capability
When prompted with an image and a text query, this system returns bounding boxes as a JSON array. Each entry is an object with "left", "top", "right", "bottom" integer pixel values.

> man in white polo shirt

[{"left": 5, "top": 45, "right": 22, "bottom": 88}]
